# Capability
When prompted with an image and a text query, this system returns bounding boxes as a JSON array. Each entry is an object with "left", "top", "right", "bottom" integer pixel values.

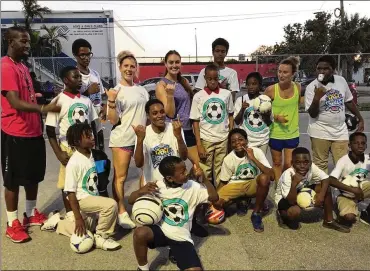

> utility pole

[
  {"left": 338, "top": 0, "right": 347, "bottom": 79},
  {"left": 340, "top": 0, "right": 345, "bottom": 24},
  {"left": 195, "top": 28, "right": 198, "bottom": 63}
]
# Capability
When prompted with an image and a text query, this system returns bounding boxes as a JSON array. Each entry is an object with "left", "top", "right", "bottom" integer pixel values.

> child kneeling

[
  {"left": 129, "top": 156, "right": 219, "bottom": 271},
  {"left": 63, "top": 123, "right": 121, "bottom": 251}
]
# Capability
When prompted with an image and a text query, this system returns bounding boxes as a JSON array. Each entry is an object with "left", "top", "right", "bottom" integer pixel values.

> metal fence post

[
  {"left": 255, "top": 56, "right": 259, "bottom": 72},
  {"left": 337, "top": 54, "right": 341, "bottom": 75}
]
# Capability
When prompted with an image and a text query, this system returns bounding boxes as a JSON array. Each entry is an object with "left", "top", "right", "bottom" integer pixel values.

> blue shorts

[
  {"left": 184, "top": 129, "right": 196, "bottom": 147},
  {"left": 269, "top": 137, "right": 299, "bottom": 152}
]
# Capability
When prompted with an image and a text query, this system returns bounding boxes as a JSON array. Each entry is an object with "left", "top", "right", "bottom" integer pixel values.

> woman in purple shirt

[{"left": 156, "top": 50, "right": 201, "bottom": 168}]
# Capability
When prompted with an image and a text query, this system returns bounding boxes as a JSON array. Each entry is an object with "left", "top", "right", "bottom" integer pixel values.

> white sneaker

[
  {"left": 94, "top": 234, "right": 121, "bottom": 251},
  {"left": 118, "top": 212, "right": 136, "bottom": 229},
  {"left": 41, "top": 211, "right": 61, "bottom": 231}
]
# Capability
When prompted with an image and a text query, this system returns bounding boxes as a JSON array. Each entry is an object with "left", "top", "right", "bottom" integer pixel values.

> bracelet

[{"left": 108, "top": 100, "right": 116, "bottom": 103}]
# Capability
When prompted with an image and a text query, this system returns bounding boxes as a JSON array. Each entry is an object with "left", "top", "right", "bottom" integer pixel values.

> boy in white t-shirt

[
  {"left": 275, "top": 147, "right": 349, "bottom": 232},
  {"left": 72, "top": 38, "right": 106, "bottom": 151},
  {"left": 195, "top": 38, "right": 240, "bottom": 101},
  {"left": 129, "top": 156, "right": 219, "bottom": 271},
  {"left": 45, "top": 66, "right": 98, "bottom": 213},
  {"left": 190, "top": 64, "right": 234, "bottom": 187},
  {"left": 211, "top": 128, "right": 273, "bottom": 232},
  {"left": 328, "top": 132, "right": 370, "bottom": 228},
  {"left": 133, "top": 99, "right": 188, "bottom": 184},
  {"left": 63, "top": 123, "right": 121, "bottom": 251},
  {"left": 234, "top": 72, "right": 272, "bottom": 154}
]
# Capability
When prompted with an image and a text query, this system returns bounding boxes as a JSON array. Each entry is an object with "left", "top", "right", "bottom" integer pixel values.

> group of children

[{"left": 35, "top": 61, "right": 370, "bottom": 271}]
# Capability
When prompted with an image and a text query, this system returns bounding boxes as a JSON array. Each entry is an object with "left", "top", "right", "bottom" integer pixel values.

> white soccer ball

[
  {"left": 297, "top": 188, "right": 316, "bottom": 209},
  {"left": 340, "top": 175, "right": 360, "bottom": 198},
  {"left": 72, "top": 107, "right": 87, "bottom": 124},
  {"left": 86, "top": 171, "right": 98, "bottom": 194},
  {"left": 132, "top": 194, "right": 163, "bottom": 225},
  {"left": 206, "top": 102, "right": 223, "bottom": 121},
  {"left": 253, "top": 95, "right": 272, "bottom": 113},
  {"left": 247, "top": 110, "right": 264, "bottom": 129},
  {"left": 70, "top": 230, "right": 94, "bottom": 254}
]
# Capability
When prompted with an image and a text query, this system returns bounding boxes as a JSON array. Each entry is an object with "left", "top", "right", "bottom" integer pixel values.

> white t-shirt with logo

[
  {"left": 64, "top": 150, "right": 99, "bottom": 201},
  {"left": 45, "top": 92, "right": 98, "bottom": 146},
  {"left": 234, "top": 94, "right": 270, "bottom": 147},
  {"left": 79, "top": 68, "right": 105, "bottom": 110},
  {"left": 220, "top": 148, "right": 271, "bottom": 184},
  {"left": 195, "top": 66, "right": 240, "bottom": 92},
  {"left": 330, "top": 154, "right": 370, "bottom": 182},
  {"left": 305, "top": 75, "right": 353, "bottom": 140},
  {"left": 156, "top": 179, "right": 209, "bottom": 243},
  {"left": 275, "top": 164, "right": 329, "bottom": 205},
  {"left": 109, "top": 84, "right": 149, "bottom": 148},
  {"left": 190, "top": 88, "right": 234, "bottom": 143},
  {"left": 138, "top": 123, "right": 185, "bottom": 184}
]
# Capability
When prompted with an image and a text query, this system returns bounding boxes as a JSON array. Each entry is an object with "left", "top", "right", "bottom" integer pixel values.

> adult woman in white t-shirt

[{"left": 106, "top": 52, "right": 149, "bottom": 229}]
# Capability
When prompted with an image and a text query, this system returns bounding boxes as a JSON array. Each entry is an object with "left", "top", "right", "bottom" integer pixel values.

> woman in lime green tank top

[{"left": 264, "top": 57, "right": 303, "bottom": 182}]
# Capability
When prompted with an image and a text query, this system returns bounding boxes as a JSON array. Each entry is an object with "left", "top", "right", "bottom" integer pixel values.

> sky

[{"left": 2, "top": 1, "right": 370, "bottom": 58}]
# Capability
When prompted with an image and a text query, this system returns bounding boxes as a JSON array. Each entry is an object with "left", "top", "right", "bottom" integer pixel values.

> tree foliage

[
  {"left": 40, "top": 25, "right": 68, "bottom": 56},
  {"left": 21, "top": 0, "right": 51, "bottom": 33}
]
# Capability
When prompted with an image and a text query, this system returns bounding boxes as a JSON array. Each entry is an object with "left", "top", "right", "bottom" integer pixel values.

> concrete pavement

[{"left": 1, "top": 113, "right": 370, "bottom": 270}]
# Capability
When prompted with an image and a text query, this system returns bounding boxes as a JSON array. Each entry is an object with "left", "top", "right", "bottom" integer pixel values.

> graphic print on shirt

[
  {"left": 219, "top": 74, "right": 230, "bottom": 90},
  {"left": 232, "top": 163, "right": 259, "bottom": 180},
  {"left": 162, "top": 198, "right": 189, "bottom": 227},
  {"left": 150, "top": 144, "right": 174, "bottom": 169},
  {"left": 88, "top": 90, "right": 102, "bottom": 106},
  {"left": 82, "top": 167, "right": 98, "bottom": 195},
  {"left": 202, "top": 97, "right": 226, "bottom": 125},
  {"left": 324, "top": 89, "right": 344, "bottom": 113},
  {"left": 68, "top": 103, "right": 89, "bottom": 125},
  {"left": 243, "top": 107, "right": 266, "bottom": 132},
  {"left": 349, "top": 168, "right": 369, "bottom": 182}
]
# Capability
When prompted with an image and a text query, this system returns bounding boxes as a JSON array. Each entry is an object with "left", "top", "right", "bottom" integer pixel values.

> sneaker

[
  {"left": 94, "top": 234, "right": 121, "bottom": 251},
  {"left": 276, "top": 210, "right": 300, "bottom": 230},
  {"left": 41, "top": 211, "right": 61, "bottom": 231},
  {"left": 168, "top": 248, "right": 177, "bottom": 264},
  {"left": 118, "top": 212, "right": 136, "bottom": 230},
  {"left": 323, "top": 220, "right": 350, "bottom": 233},
  {"left": 359, "top": 211, "right": 370, "bottom": 226},
  {"left": 6, "top": 219, "right": 31, "bottom": 243},
  {"left": 23, "top": 208, "right": 47, "bottom": 227},
  {"left": 236, "top": 198, "right": 250, "bottom": 217},
  {"left": 251, "top": 212, "right": 264, "bottom": 233}
]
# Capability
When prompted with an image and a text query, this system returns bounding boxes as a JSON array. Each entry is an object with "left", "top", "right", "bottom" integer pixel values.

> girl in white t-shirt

[
  {"left": 106, "top": 53, "right": 149, "bottom": 229},
  {"left": 234, "top": 72, "right": 272, "bottom": 154}
]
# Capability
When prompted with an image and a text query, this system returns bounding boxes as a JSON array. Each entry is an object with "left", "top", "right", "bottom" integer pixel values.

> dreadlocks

[{"left": 66, "top": 123, "right": 93, "bottom": 148}]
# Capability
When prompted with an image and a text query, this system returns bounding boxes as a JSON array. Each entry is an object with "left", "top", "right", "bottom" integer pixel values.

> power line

[
  {"left": 114, "top": 9, "right": 322, "bottom": 22},
  {"left": 74, "top": 1, "right": 233, "bottom": 6}
]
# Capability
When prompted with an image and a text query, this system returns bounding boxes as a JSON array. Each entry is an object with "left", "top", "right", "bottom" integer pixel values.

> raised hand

[
  {"left": 132, "top": 125, "right": 146, "bottom": 141},
  {"left": 105, "top": 88, "right": 119, "bottom": 102},
  {"left": 165, "top": 83, "right": 176, "bottom": 97},
  {"left": 172, "top": 114, "right": 183, "bottom": 138},
  {"left": 313, "top": 86, "right": 327, "bottom": 101},
  {"left": 139, "top": 181, "right": 159, "bottom": 195}
]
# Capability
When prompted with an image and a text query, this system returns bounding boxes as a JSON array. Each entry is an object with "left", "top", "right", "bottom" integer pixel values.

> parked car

[
  {"left": 261, "top": 76, "right": 279, "bottom": 91},
  {"left": 139, "top": 74, "right": 199, "bottom": 99}
]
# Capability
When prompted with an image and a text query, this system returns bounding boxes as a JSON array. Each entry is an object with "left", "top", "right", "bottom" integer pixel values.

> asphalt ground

[{"left": 1, "top": 112, "right": 370, "bottom": 270}]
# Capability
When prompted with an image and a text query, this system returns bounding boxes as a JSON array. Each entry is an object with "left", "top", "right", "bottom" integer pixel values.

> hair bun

[{"left": 287, "top": 56, "right": 300, "bottom": 67}]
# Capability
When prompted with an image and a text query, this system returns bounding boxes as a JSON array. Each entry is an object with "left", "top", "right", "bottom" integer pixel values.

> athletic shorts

[
  {"left": 183, "top": 129, "right": 196, "bottom": 147},
  {"left": 110, "top": 145, "right": 135, "bottom": 155},
  {"left": 1, "top": 130, "right": 46, "bottom": 188},
  {"left": 147, "top": 225, "right": 202, "bottom": 270},
  {"left": 269, "top": 137, "right": 299, "bottom": 152}
]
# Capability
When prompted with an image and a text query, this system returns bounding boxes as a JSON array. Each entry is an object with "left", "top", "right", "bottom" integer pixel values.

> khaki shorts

[
  {"left": 218, "top": 179, "right": 257, "bottom": 202},
  {"left": 337, "top": 181, "right": 370, "bottom": 216},
  {"left": 57, "top": 143, "right": 74, "bottom": 189}
]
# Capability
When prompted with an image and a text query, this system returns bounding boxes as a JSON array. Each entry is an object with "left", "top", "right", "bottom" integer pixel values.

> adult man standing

[
  {"left": 1, "top": 27, "right": 60, "bottom": 243},
  {"left": 72, "top": 38, "right": 106, "bottom": 151},
  {"left": 195, "top": 38, "right": 240, "bottom": 101},
  {"left": 305, "top": 55, "right": 364, "bottom": 173}
]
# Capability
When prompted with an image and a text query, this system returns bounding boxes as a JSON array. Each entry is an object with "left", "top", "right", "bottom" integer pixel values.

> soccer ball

[
  {"left": 345, "top": 113, "right": 358, "bottom": 131},
  {"left": 132, "top": 194, "right": 163, "bottom": 225},
  {"left": 238, "top": 167, "right": 255, "bottom": 180},
  {"left": 247, "top": 110, "right": 264, "bottom": 129},
  {"left": 70, "top": 230, "right": 94, "bottom": 254},
  {"left": 297, "top": 188, "right": 316, "bottom": 209},
  {"left": 206, "top": 102, "right": 223, "bottom": 121},
  {"left": 253, "top": 95, "right": 272, "bottom": 113},
  {"left": 163, "top": 203, "right": 185, "bottom": 224},
  {"left": 87, "top": 172, "right": 98, "bottom": 194},
  {"left": 353, "top": 172, "right": 367, "bottom": 182},
  {"left": 206, "top": 205, "right": 225, "bottom": 225},
  {"left": 340, "top": 175, "right": 360, "bottom": 198},
  {"left": 72, "top": 107, "right": 88, "bottom": 124}
]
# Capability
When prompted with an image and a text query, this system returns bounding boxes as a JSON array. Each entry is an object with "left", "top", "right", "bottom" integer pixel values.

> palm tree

[{"left": 21, "top": 0, "right": 51, "bottom": 33}]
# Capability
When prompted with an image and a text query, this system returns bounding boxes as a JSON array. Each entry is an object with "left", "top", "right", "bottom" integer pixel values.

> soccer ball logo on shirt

[
  {"left": 162, "top": 198, "right": 189, "bottom": 227},
  {"left": 350, "top": 168, "right": 368, "bottom": 182},
  {"left": 82, "top": 167, "right": 98, "bottom": 195},
  {"left": 68, "top": 103, "right": 89, "bottom": 125},
  {"left": 202, "top": 97, "right": 226, "bottom": 125},
  {"left": 233, "top": 163, "right": 259, "bottom": 180},
  {"left": 150, "top": 144, "right": 175, "bottom": 169},
  {"left": 243, "top": 107, "right": 266, "bottom": 133}
]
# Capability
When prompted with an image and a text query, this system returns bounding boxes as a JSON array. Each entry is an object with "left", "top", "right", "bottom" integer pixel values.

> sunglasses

[{"left": 77, "top": 52, "right": 94, "bottom": 59}]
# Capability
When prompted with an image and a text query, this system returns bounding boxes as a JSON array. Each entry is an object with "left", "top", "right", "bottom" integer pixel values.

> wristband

[{"left": 108, "top": 100, "right": 116, "bottom": 103}]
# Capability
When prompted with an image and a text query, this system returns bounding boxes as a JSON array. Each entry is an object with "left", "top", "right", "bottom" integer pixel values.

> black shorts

[
  {"left": 183, "top": 129, "right": 196, "bottom": 147},
  {"left": 1, "top": 131, "right": 46, "bottom": 189},
  {"left": 147, "top": 225, "right": 202, "bottom": 270}
]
